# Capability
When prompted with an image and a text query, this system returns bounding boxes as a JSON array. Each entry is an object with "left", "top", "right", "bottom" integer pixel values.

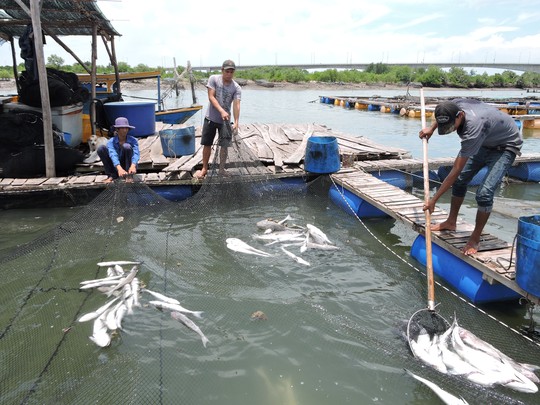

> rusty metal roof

[{"left": 0, "top": 0, "right": 120, "bottom": 44}]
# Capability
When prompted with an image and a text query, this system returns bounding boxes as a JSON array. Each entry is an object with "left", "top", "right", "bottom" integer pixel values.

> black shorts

[{"left": 201, "top": 118, "right": 232, "bottom": 147}]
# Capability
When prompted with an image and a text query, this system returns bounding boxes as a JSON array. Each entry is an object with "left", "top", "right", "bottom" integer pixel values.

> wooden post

[
  {"left": 110, "top": 36, "right": 121, "bottom": 95},
  {"left": 90, "top": 24, "right": 97, "bottom": 136},
  {"left": 188, "top": 60, "right": 197, "bottom": 105},
  {"left": 9, "top": 37, "right": 20, "bottom": 93},
  {"left": 28, "top": 0, "right": 56, "bottom": 177}
]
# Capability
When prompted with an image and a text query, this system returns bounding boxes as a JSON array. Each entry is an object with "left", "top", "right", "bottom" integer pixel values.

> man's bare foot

[
  {"left": 103, "top": 177, "right": 114, "bottom": 184},
  {"left": 219, "top": 169, "right": 231, "bottom": 177},
  {"left": 431, "top": 221, "right": 457, "bottom": 232},
  {"left": 462, "top": 239, "right": 480, "bottom": 256},
  {"left": 194, "top": 169, "right": 207, "bottom": 179}
]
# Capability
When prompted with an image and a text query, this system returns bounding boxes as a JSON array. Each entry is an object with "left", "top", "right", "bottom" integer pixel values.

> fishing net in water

[{"left": 1, "top": 123, "right": 540, "bottom": 404}]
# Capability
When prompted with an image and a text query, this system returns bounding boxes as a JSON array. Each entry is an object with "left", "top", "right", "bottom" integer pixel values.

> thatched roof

[{"left": 0, "top": 0, "right": 120, "bottom": 44}]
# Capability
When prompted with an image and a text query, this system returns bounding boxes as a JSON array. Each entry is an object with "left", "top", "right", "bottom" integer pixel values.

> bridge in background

[{"left": 192, "top": 62, "right": 540, "bottom": 74}]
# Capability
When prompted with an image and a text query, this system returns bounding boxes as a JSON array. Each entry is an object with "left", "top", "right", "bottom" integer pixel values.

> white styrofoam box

[{"left": 3, "top": 102, "right": 83, "bottom": 147}]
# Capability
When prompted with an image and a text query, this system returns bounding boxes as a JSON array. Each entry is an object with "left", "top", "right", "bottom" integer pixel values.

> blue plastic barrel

[
  {"left": 304, "top": 136, "right": 340, "bottom": 174},
  {"left": 159, "top": 127, "right": 195, "bottom": 157},
  {"left": 516, "top": 215, "right": 540, "bottom": 296},
  {"left": 104, "top": 101, "right": 156, "bottom": 137}
]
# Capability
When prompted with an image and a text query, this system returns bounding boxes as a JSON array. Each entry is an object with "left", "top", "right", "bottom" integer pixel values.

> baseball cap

[
  {"left": 434, "top": 101, "right": 460, "bottom": 135},
  {"left": 222, "top": 60, "right": 236, "bottom": 70}
]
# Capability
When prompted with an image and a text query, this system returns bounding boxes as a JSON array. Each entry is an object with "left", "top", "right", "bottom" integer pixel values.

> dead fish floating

[
  {"left": 409, "top": 316, "right": 539, "bottom": 393},
  {"left": 78, "top": 261, "right": 209, "bottom": 349},
  {"left": 226, "top": 238, "right": 272, "bottom": 257}
]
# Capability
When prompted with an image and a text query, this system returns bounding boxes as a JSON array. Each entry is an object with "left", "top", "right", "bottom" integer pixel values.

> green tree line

[{"left": 1, "top": 56, "right": 539, "bottom": 89}]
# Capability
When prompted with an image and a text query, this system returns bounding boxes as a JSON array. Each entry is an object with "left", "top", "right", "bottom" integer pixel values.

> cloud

[{"left": 1, "top": 0, "right": 539, "bottom": 69}]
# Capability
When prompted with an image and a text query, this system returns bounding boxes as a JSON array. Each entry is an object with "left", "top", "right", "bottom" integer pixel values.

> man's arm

[
  {"left": 208, "top": 87, "right": 229, "bottom": 121},
  {"left": 232, "top": 99, "right": 240, "bottom": 131}
]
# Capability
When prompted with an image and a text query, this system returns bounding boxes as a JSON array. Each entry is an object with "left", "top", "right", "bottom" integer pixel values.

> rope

[{"left": 329, "top": 175, "right": 540, "bottom": 348}]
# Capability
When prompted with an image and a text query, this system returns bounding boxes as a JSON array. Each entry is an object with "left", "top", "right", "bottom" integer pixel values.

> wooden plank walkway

[
  {"left": 0, "top": 123, "right": 412, "bottom": 195},
  {"left": 330, "top": 167, "right": 540, "bottom": 306}
]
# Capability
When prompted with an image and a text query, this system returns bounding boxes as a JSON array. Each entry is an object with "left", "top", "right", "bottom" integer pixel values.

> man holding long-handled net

[{"left": 419, "top": 99, "right": 522, "bottom": 255}]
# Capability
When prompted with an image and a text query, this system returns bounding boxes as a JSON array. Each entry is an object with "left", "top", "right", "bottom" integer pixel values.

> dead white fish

[
  {"left": 256, "top": 219, "right": 291, "bottom": 232},
  {"left": 409, "top": 327, "right": 448, "bottom": 374},
  {"left": 105, "top": 301, "right": 124, "bottom": 330},
  {"left": 278, "top": 214, "right": 294, "bottom": 224},
  {"left": 301, "top": 241, "right": 340, "bottom": 252},
  {"left": 80, "top": 275, "right": 124, "bottom": 285},
  {"left": 89, "top": 316, "right": 111, "bottom": 347},
  {"left": 106, "top": 266, "right": 139, "bottom": 297},
  {"left": 149, "top": 300, "right": 204, "bottom": 319},
  {"left": 115, "top": 303, "right": 128, "bottom": 330},
  {"left": 252, "top": 230, "right": 305, "bottom": 242},
  {"left": 78, "top": 297, "right": 120, "bottom": 323},
  {"left": 170, "top": 311, "right": 209, "bottom": 348},
  {"left": 131, "top": 278, "right": 141, "bottom": 308},
  {"left": 405, "top": 369, "right": 469, "bottom": 405},
  {"left": 458, "top": 326, "right": 540, "bottom": 383},
  {"left": 226, "top": 238, "right": 272, "bottom": 257},
  {"left": 142, "top": 288, "right": 181, "bottom": 305},
  {"left": 79, "top": 280, "right": 121, "bottom": 290},
  {"left": 97, "top": 260, "right": 141, "bottom": 267},
  {"left": 306, "top": 224, "right": 333, "bottom": 245},
  {"left": 280, "top": 246, "right": 310, "bottom": 266}
]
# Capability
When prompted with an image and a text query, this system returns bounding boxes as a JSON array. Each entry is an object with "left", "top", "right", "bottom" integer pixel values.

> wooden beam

[
  {"left": 28, "top": 0, "right": 56, "bottom": 177},
  {"left": 91, "top": 23, "right": 97, "bottom": 136},
  {"left": 9, "top": 36, "right": 20, "bottom": 93},
  {"left": 45, "top": 30, "right": 91, "bottom": 74}
]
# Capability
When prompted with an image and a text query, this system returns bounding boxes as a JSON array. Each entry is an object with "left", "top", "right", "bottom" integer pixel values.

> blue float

[
  {"left": 508, "top": 162, "right": 540, "bottom": 182},
  {"left": 152, "top": 185, "right": 193, "bottom": 202},
  {"left": 104, "top": 101, "right": 156, "bottom": 137},
  {"left": 329, "top": 186, "right": 388, "bottom": 218},
  {"left": 370, "top": 170, "right": 410, "bottom": 189},
  {"left": 438, "top": 165, "right": 488, "bottom": 186},
  {"left": 304, "top": 136, "right": 341, "bottom": 174},
  {"left": 515, "top": 215, "right": 540, "bottom": 297},
  {"left": 412, "top": 170, "right": 440, "bottom": 188},
  {"left": 411, "top": 235, "right": 521, "bottom": 304}
]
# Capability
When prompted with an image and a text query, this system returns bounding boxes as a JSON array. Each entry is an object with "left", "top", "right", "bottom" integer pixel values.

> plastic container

[
  {"left": 159, "top": 126, "right": 196, "bottom": 157},
  {"left": 3, "top": 102, "right": 83, "bottom": 146},
  {"left": 104, "top": 101, "right": 156, "bottom": 137},
  {"left": 62, "top": 132, "right": 72, "bottom": 145},
  {"left": 304, "top": 136, "right": 340, "bottom": 174},
  {"left": 515, "top": 215, "right": 540, "bottom": 297}
]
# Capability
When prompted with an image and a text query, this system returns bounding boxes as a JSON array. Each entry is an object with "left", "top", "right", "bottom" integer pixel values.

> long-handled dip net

[{"left": 1, "top": 122, "right": 540, "bottom": 404}]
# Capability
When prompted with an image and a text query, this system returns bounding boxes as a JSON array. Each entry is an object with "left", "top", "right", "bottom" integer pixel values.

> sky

[{"left": 2, "top": 0, "right": 540, "bottom": 70}]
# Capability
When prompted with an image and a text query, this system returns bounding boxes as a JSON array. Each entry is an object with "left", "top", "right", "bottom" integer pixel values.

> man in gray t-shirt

[
  {"left": 419, "top": 98, "right": 522, "bottom": 255},
  {"left": 196, "top": 59, "right": 242, "bottom": 179}
]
